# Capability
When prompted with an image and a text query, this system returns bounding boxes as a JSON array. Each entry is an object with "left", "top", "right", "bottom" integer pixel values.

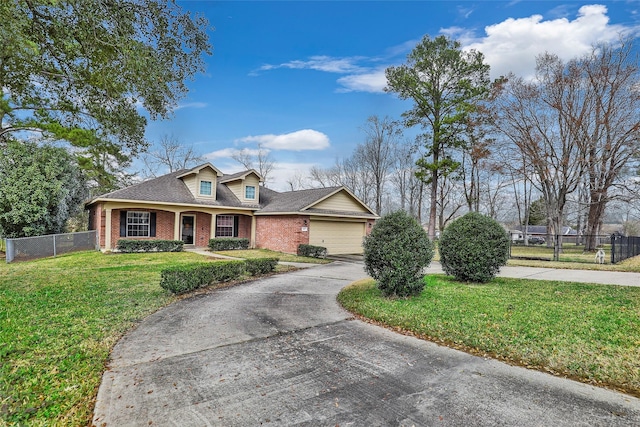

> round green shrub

[
  {"left": 438, "top": 212, "right": 510, "bottom": 283},
  {"left": 363, "top": 211, "right": 435, "bottom": 298}
]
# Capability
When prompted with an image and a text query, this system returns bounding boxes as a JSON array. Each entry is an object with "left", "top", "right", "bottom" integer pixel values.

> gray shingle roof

[
  {"left": 218, "top": 169, "right": 262, "bottom": 184},
  {"left": 88, "top": 165, "right": 376, "bottom": 216},
  {"left": 257, "top": 187, "right": 341, "bottom": 213},
  {"left": 90, "top": 168, "right": 245, "bottom": 207}
]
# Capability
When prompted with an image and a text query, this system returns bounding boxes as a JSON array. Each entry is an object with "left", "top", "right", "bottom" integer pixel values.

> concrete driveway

[{"left": 93, "top": 261, "right": 640, "bottom": 426}]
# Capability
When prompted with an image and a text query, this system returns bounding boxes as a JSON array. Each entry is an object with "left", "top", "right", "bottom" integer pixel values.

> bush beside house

[
  {"left": 297, "top": 244, "right": 327, "bottom": 258},
  {"left": 117, "top": 239, "right": 184, "bottom": 253},
  {"left": 208, "top": 238, "right": 250, "bottom": 251}
]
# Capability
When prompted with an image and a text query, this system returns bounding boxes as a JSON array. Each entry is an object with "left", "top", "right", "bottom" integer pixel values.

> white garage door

[{"left": 309, "top": 220, "right": 366, "bottom": 255}]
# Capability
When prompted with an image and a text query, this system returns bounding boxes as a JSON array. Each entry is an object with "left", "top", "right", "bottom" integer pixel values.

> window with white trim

[
  {"left": 216, "top": 215, "right": 234, "bottom": 237},
  {"left": 200, "top": 180, "right": 212, "bottom": 196},
  {"left": 245, "top": 185, "right": 256, "bottom": 200},
  {"left": 127, "top": 211, "right": 150, "bottom": 237}
]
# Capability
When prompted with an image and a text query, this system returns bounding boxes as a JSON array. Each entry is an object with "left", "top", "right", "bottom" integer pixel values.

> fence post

[
  {"left": 53, "top": 234, "right": 57, "bottom": 257},
  {"left": 6, "top": 239, "right": 13, "bottom": 263},
  {"left": 610, "top": 234, "right": 615, "bottom": 264}
]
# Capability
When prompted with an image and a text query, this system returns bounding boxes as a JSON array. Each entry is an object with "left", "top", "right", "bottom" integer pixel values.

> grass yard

[
  {"left": 338, "top": 276, "right": 640, "bottom": 397},
  {"left": 507, "top": 252, "right": 640, "bottom": 272},
  {"left": 0, "top": 250, "right": 228, "bottom": 426},
  {"left": 509, "top": 242, "right": 613, "bottom": 264},
  {"left": 213, "top": 248, "right": 332, "bottom": 264}
]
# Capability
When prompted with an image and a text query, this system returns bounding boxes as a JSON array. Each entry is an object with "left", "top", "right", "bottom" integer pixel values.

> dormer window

[
  {"left": 200, "top": 180, "right": 212, "bottom": 196},
  {"left": 245, "top": 185, "right": 256, "bottom": 200}
]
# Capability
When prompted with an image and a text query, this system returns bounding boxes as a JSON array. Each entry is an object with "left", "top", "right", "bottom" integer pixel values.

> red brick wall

[
  {"left": 87, "top": 204, "right": 105, "bottom": 248},
  {"left": 255, "top": 215, "right": 309, "bottom": 254},
  {"left": 110, "top": 209, "right": 176, "bottom": 249},
  {"left": 366, "top": 219, "right": 375, "bottom": 235},
  {"left": 238, "top": 215, "right": 251, "bottom": 239},
  {"left": 188, "top": 211, "right": 211, "bottom": 247}
]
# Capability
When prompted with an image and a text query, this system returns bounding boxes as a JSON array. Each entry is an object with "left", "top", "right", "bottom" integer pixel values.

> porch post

[
  {"left": 251, "top": 215, "right": 257, "bottom": 248},
  {"left": 210, "top": 214, "right": 216, "bottom": 239},
  {"left": 174, "top": 212, "right": 181, "bottom": 241},
  {"left": 105, "top": 208, "right": 112, "bottom": 250}
]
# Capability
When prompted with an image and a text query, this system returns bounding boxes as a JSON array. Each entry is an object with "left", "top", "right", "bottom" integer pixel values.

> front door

[{"left": 181, "top": 215, "right": 195, "bottom": 245}]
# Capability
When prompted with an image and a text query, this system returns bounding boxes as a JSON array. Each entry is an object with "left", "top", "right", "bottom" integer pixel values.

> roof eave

[{"left": 86, "top": 198, "right": 258, "bottom": 212}]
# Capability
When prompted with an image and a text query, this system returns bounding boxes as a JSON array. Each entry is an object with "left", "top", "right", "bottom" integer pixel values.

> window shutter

[
  {"left": 233, "top": 216, "right": 239, "bottom": 237},
  {"left": 120, "top": 211, "right": 127, "bottom": 237},
  {"left": 150, "top": 212, "right": 156, "bottom": 237}
]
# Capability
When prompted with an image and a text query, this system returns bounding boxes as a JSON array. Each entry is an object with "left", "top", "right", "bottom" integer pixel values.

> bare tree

[
  {"left": 577, "top": 41, "right": 640, "bottom": 250},
  {"left": 231, "top": 144, "right": 276, "bottom": 186},
  {"left": 285, "top": 171, "right": 311, "bottom": 191},
  {"left": 494, "top": 54, "right": 589, "bottom": 260},
  {"left": 389, "top": 140, "right": 426, "bottom": 221},
  {"left": 356, "top": 116, "right": 401, "bottom": 214},
  {"left": 142, "top": 134, "right": 204, "bottom": 177},
  {"left": 437, "top": 176, "right": 465, "bottom": 231}
]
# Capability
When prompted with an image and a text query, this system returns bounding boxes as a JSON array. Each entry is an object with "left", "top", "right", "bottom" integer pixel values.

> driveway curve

[{"left": 93, "top": 261, "right": 640, "bottom": 426}]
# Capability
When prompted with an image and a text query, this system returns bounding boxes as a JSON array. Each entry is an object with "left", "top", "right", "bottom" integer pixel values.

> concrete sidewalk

[{"left": 425, "top": 261, "right": 640, "bottom": 287}]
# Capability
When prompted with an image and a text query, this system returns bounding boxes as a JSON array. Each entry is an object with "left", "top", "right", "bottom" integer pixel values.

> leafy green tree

[
  {"left": 385, "top": 35, "right": 491, "bottom": 240},
  {"left": 0, "top": 140, "right": 87, "bottom": 237},
  {"left": 363, "top": 211, "right": 434, "bottom": 298},
  {"left": 0, "top": 0, "right": 211, "bottom": 190},
  {"left": 527, "top": 197, "right": 547, "bottom": 225}
]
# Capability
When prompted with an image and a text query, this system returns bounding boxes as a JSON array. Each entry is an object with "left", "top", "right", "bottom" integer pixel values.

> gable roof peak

[
  {"left": 176, "top": 162, "right": 223, "bottom": 179},
  {"left": 219, "top": 169, "right": 264, "bottom": 183}
]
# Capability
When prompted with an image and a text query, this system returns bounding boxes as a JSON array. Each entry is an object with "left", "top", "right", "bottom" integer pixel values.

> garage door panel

[{"left": 309, "top": 220, "right": 365, "bottom": 255}]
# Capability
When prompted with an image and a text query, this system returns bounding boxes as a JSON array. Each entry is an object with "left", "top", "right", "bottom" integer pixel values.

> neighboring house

[
  {"left": 510, "top": 225, "right": 577, "bottom": 241},
  {"left": 86, "top": 163, "right": 378, "bottom": 255}
]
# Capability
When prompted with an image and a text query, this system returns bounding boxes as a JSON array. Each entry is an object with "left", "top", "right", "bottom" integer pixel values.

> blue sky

[{"left": 143, "top": 1, "right": 640, "bottom": 190}]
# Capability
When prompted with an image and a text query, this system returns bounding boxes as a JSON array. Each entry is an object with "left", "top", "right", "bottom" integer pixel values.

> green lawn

[
  {"left": 0, "top": 251, "right": 220, "bottom": 426},
  {"left": 338, "top": 276, "right": 640, "bottom": 397},
  {"left": 509, "top": 243, "right": 613, "bottom": 263},
  {"left": 507, "top": 252, "right": 640, "bottom": 272}
]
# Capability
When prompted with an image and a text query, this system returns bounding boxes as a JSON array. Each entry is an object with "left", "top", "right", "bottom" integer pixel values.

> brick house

[{"left": 86, "top": 163, "right": 378, "bottom": 255}]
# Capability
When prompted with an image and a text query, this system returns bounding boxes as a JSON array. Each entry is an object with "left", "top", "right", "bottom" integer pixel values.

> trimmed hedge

[
  {"left": 297, "top": 244, "right": 327, "bottom": 258},
  {"left": 245, "top": 257, "right": 279, "bottom": 275},
  {"left": 160, "top": 261, "right": 246, "bottom": 294},
  {"left": 117, "top": 239, "right": 184, "bottom": 253},
  {"left": 438, "top": 212, "right": 510, "bottom": 283},
  {"left": 208, "top": 238, "right": 250, "bottom": 251}
]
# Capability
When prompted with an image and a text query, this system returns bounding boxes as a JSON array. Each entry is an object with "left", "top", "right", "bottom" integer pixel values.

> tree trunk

[
  {"left": 585, "top": 191, "right": 607, "bottom": 251},
  {"left": 428, "top": 169, "right": 438, "bottom": 240}
]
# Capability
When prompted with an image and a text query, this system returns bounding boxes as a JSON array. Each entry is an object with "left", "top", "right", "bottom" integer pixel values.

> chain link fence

[
  {"left": 509, "top": 234, "right": 613, "bottom": 264},
  {"left": 5, "top": 230, "right": 99, "bottom": 263}
]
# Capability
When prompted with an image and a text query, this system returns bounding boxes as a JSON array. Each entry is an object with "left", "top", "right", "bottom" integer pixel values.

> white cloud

[
  {"left": 264, "top": 162, "right": 319, "bottom": 191},
  {"left": 203, "top": 147, "right": 263, "bottom": 160},
  {"left": 235, "top": 129, "right": 330, "bottom": 151},
  {"left": 336, "top": 68, "right": 388, "bottom": 93},
  {"left": 256, "top": 55, "right": 366, "bottom": 74},
  {"left": 174, "top": 102, "right": 207, "bottom": 111},
  {"left": 462, "top": 4, "right": 634, "bottom": 79}
]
